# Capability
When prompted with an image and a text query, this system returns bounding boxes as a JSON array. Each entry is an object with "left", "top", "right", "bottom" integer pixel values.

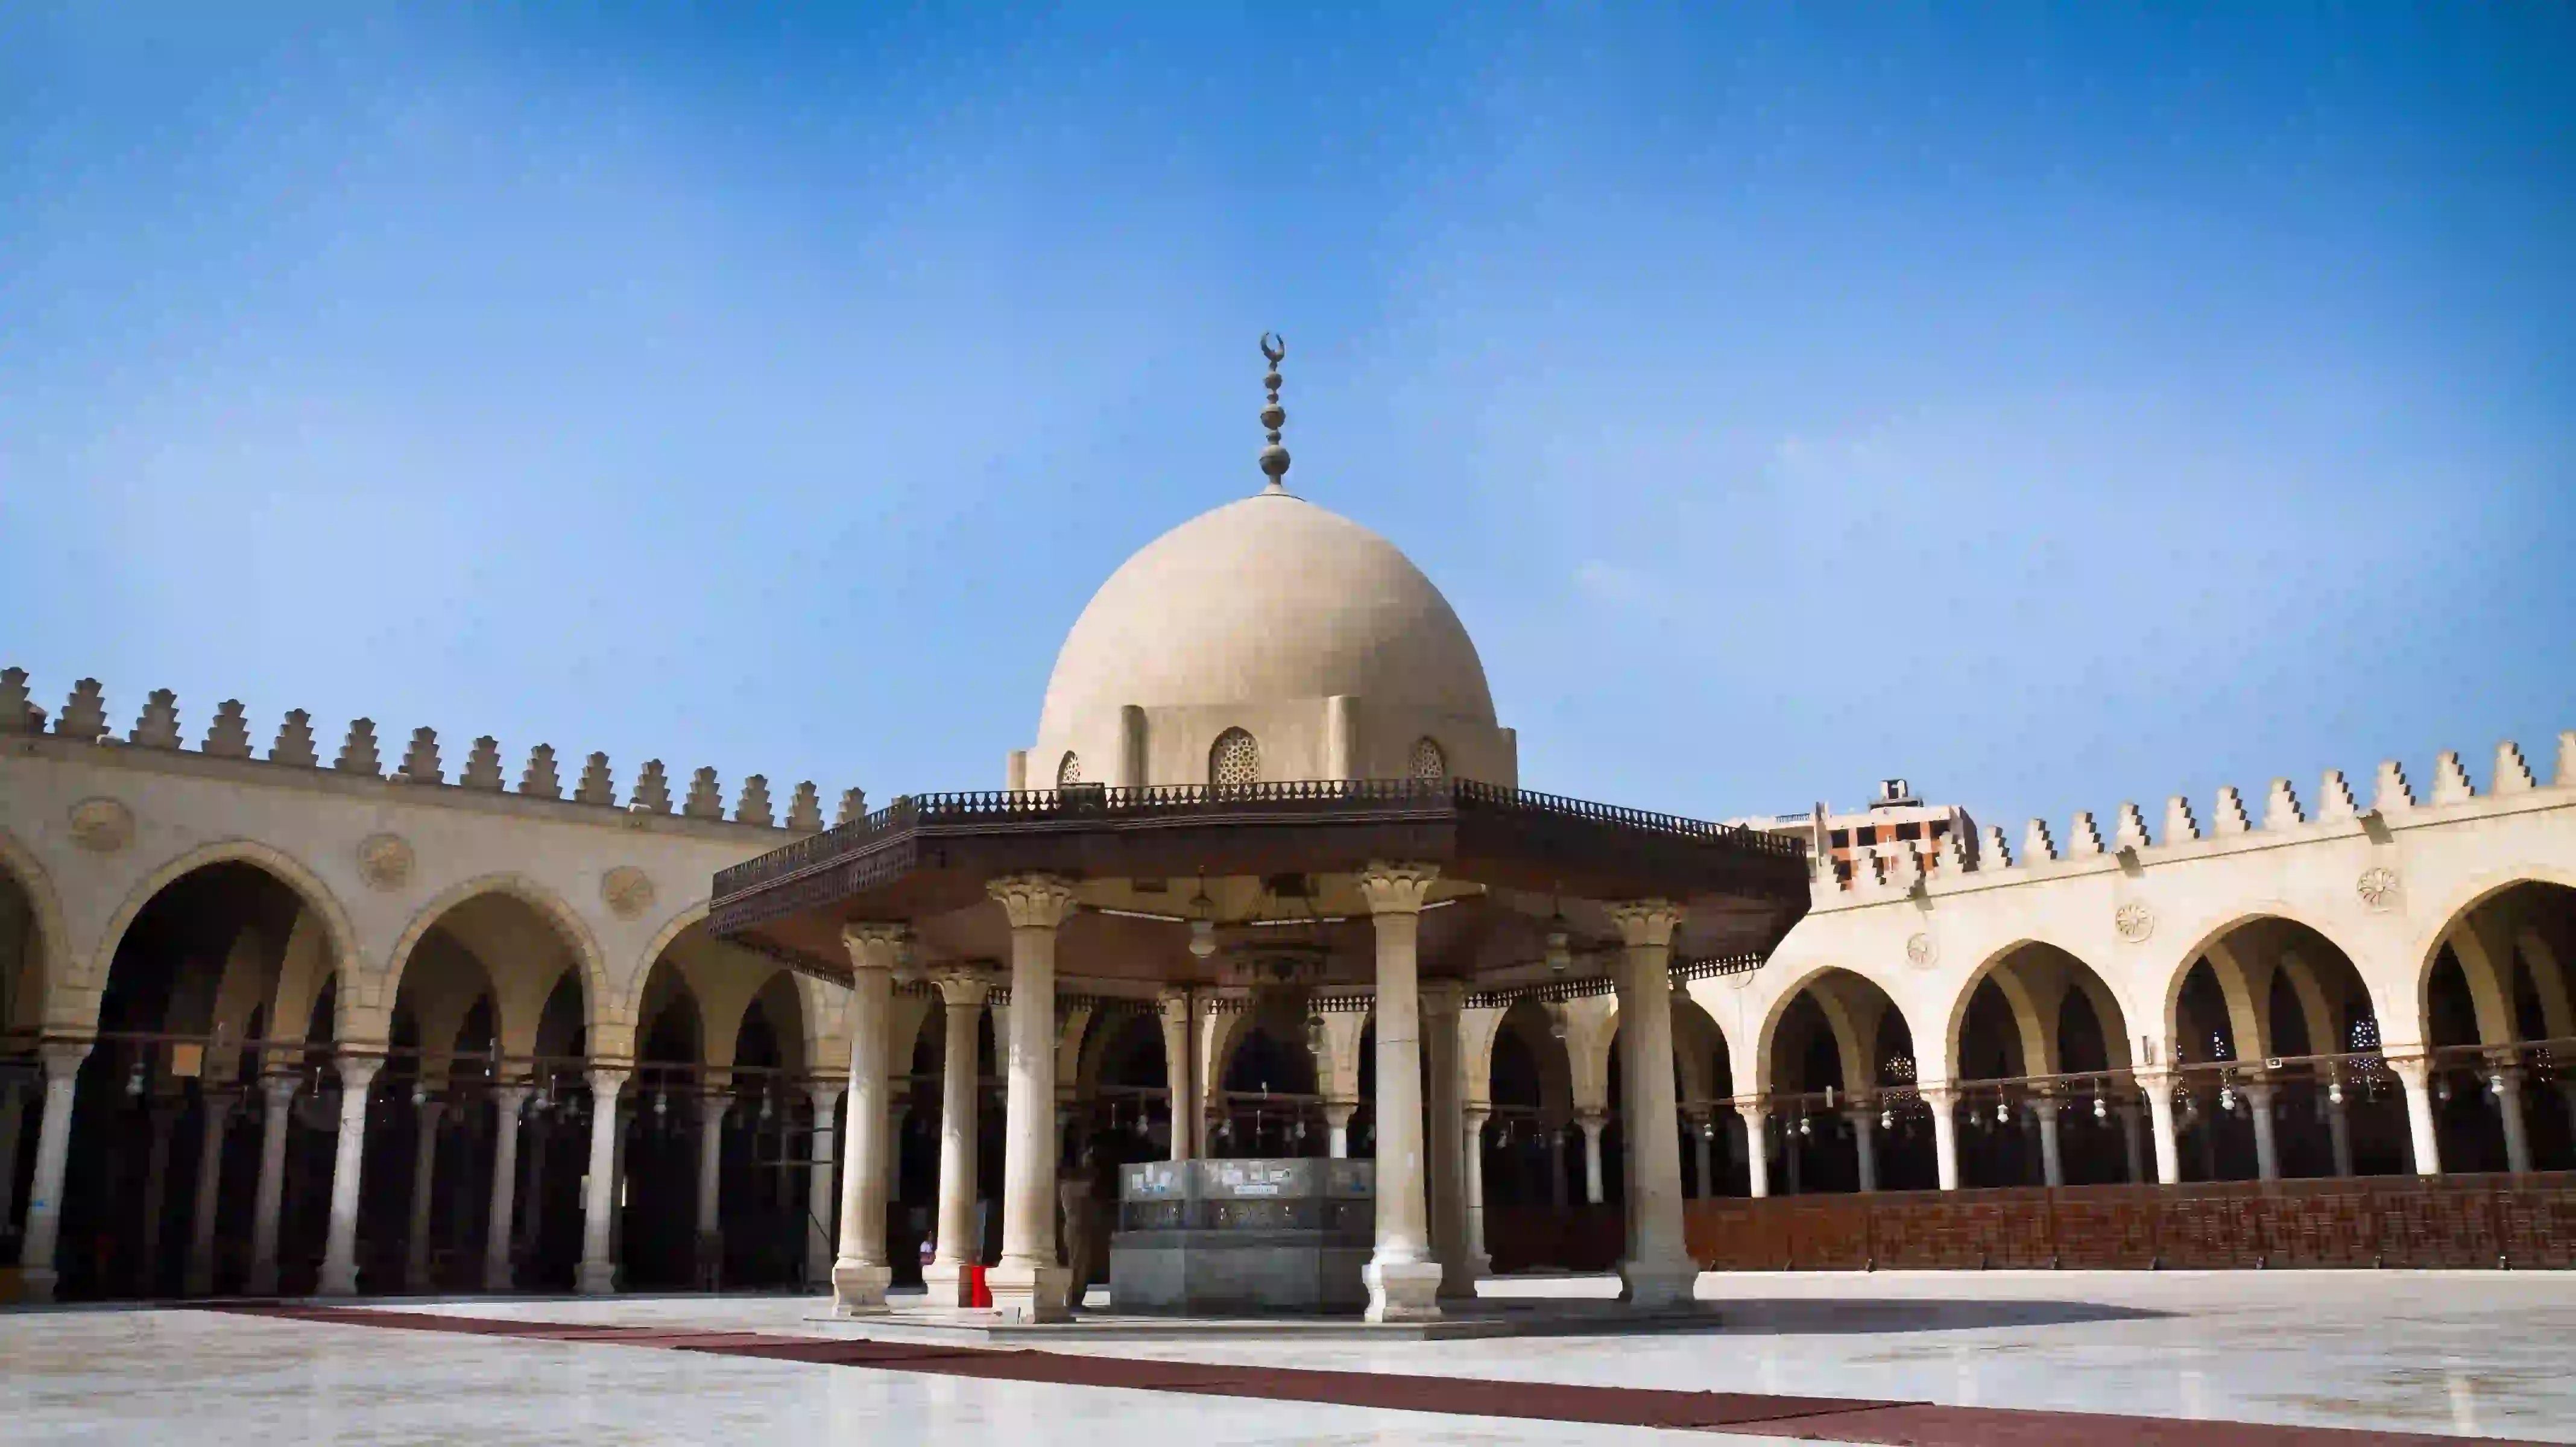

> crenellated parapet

[
  {"left": 0, "top": 668, "right": 857, "bottom": 839},
  {"left": 1812, "top": 726, "right": 2576, "bottom": 901}
]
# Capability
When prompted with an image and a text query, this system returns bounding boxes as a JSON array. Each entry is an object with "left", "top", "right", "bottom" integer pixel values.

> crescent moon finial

[{"left": 1257, "top": 332, "right": 1290, "bottom": 494}]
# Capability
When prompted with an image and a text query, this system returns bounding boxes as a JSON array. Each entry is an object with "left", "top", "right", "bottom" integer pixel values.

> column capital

[
  {"left": 988, "top": 873, "right": 1079, "bottom": 930},
  {"left": 261, "top": 1073, "right": 301, "bottom": 1108},
  {"left": 2133, "top": 1065, "right": 2180, "bottom": 1091},
  {"left": 1461, "top": 1103, "right": 1491, "bottom": 1126},
  {"left": 841, "top": 922, "right": 908, "bottom": 973},
  {"left": 1918, "top": 1080, "right": 1960, "bottom": 1107},
  {"left": 1357, "top": 860, "right": 1439, "bottom": 914},
  {"left": 1603, "top": 898, "right": 1686, "bottom": 947},
  {"left": 490, "top": 1082, "right": 533, "bottom": 1110},
  {"left": 1419, "top": 979, "right": 1466, "bottom": 1017},
  {"left": 1575, "top": 1106, "right": 1609, "bottom": 1132},
  {"left": 696, "top": 1094, "right": 731, "bottom": 1127},
  {"left": 932, "top": 966, "right": 996, "bottom": 1007},
  {"left": 38, "top": 1040, "right": 92, "bottom": 1080},
  {"left": 587, "top": 1065, "right": 633, "bottom": 1099},
  {"left": 1321, "top": 1099, "right": 1358, "bottom": 1124},
  {"left": 336, "top": 1056, "right": 385, "bottom": 1091},
  {"left": 807, "top": 1080, "right": 847, "bottom": 1113},
  {"left": 1735, "top": 1098, "right": 1769, "bottom": 1124},
  {"left": 2384, "top": 1053, "right": 2436, "bottom": 1088}
]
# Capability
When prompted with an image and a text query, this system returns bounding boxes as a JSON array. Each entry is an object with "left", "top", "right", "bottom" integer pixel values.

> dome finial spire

[{"left": 1258, "top": 332, "right": 1291, "bottom": 495}]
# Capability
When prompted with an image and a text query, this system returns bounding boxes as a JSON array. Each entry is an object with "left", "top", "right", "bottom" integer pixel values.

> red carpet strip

[{"left": 198, "top": 1305, "right": 2529, "bottom": 1445}]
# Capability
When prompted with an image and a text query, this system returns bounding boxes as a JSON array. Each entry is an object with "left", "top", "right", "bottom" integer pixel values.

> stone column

[
  {"left": 922, "top": 969, "right": 989, "bottom": 1307},
  {"left": 0, "top": 1082, "right": 24, "bottom": 1241},
  {"left": 1157, "top": 988, "right": 1194, "bottom": 1162},
  {"left": 404, "top": 1097, "right": 446, "bottom": 1290},
  {"left": 987, "top": 874, "right": 1078, "bottom": 1323},
  {"left": 2139, "top": 1070, "right": 2183, "bottom": 1185},
  {"left": 2493, "top": 1067, "right": 2534, "bottom": 1176},
  {"left": 1420, "top": 980, "right": 1471, "bottom": 1299},
  {"left": 1925, "top": 1085, "right": 1962, "bottom": 1193},
  {"left": 246, "top": 1073, "right": 296, "bottom": 1296},
  {"left": 519, "top": 1112, "right": 548, "bottom": 1253},
  {"left": 16, "top": 1042, "right": 90, "bottom": 1302},
  {"left": 607, "top": 1097, "right": 633, "bottom": 1264},
  {"left": 1850, "top": 1106, "right": 1878, "bottom": 1193},
  {"left": 1461, "top": 1105, "right": 1491, "bottom": 1276},
  {"left": 185, "top": 1088, "right": 238, "bottom": 1295},
  {"left": 1737, "top": 1103, "right": 1768, "bottom": 1199},
  {"left": 694, "top": 1094, "right": 729, "bottom": 1288},
  {"left": 139, "top": 1099, "right": 182, "bottom": 1291},
  {"left": 834, "top": 922, "right": 903, "bottom": 1313},
  {"left": 1577, "top": 1108, "right": 1608, "bottom": 1203},
  {"left": 1605, "top": 900, "right": 1694, "bottom": 1308},
  {"left": 2034, "top": 1097, "right": 2065, "bottom": 1188},
  {"left": 2117, "top": 1103, "right": 2147, "bottom": 1184},
  {"left": 1691, "top": 1115, "right": 1716, "bottom": 1199},
  {"left": 575, "top": 1067, "right": 630, "bottom": 1294},
  {"left": 2326, "top": 1088, "right": 2355, "bottom": 1178},
  {"left": 1547, "top": 1122, "right": 1569, "bottom": 1209},
  {"left": 2389, "top": 1055, "right": 2443, "bottom": 1176},
  {"left": 483, "top": 1086, "right": 530, "bottom": 1291},
  {"left": 2244, "top": 1082, "right": 2282, "bottom": 1181},
  {"left": 806, "top": 1082, "right": 844, "bottom": 1290},
  {"left": 317, "top": 1057, "right": 383, "bottom": 1297},
  {"left": 1358, "top": 860, "right": 1442, "bottom": 1323},
  {"left": 1323, "top": 1101, "right": 1356, "bottom": 1159}
]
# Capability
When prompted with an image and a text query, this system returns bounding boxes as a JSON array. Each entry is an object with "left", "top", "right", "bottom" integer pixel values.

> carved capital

[
  {"left": 841, "top": 922, "right": 908, "bottom": 974},
  {"left": 1602, "top": 898, "right": 1685, "bottom": 948},
  {"left": 932, "top": 967, "right": 996, "bottom": 1008},
  {"left": 39, "top": 1040, "right": 93, "bottom": 1083},
  {"left": 1356, "top": 860, "right": 1439, "bottom": 915},
  {"left": 2383, "top": 1053, "right": 2435, "bottom": 1091},
  {"left": 587, "top": 1065, "right": 633, "bottom": 1100},
  {"left": 987, "top": 873, "right": 1079, "bottom": 930},
  {"left": 336, "top": 1056, "right": 384, "bottom": 1092},
  {"left": 1418, "top": 979, "right": 1465, "bottom": 1017}
]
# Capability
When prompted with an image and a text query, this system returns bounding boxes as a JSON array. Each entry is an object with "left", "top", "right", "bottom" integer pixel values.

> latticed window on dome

[
  {"left": 1056, "top": 751, "right": 1082, "bottom": 786},
  {"left": 1408, "top": 736, "right": 1447, "bottom": 780},
  {"left": 1209, "top": 728, "right": 1260, "bottom": 790}
]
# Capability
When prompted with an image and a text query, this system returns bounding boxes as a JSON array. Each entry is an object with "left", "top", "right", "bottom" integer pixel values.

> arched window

[
  {"left": 1408, "top": 736, "right": 1447, "bottom": 781},
  {"left": 1056, "top": 751, "right": 1083, "bottom": 786},
  {"left": 1209, "top": 728, "right": 1260, "bottom": 790}
]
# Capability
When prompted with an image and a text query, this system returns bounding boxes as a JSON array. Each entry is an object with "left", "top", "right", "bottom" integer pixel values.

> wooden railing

[
  {"left": 1679, "top": 1174, "right": 2576, "bottom": 1271},
  {"left": 1483, "top": 1175, "right": 2576, "bottom": 1273}
]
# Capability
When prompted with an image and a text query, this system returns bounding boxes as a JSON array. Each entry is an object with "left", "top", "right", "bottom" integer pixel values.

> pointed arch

[
  {"left": 383, "top": 872, "right": 613, "bottom": 1045},
  {"left": 1942, "top": 937, "right": 2133, "bottom": 1082},
  {"left": 2158, "top": 907, "right": 2393, "bottom": 1058},
  {"left": 2408, "top": 866, "right": 2576, "bottom": 1046},
  {"left": 1752, "top": 962, "right": 1923, "bottom": 1092},
  {"left": 84, "top": 838, "right": 359, "bottom": 1037},
  {"left": 0, "top": 825, "right": 69, "bottom": 1032}
]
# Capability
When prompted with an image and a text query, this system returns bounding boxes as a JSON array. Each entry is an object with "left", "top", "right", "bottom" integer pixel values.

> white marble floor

[{"left": 2, "top": 1271, "right": 2569, "bottom": 1444}]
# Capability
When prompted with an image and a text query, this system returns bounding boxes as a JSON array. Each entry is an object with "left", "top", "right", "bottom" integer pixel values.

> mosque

[{"left": 1, "top": 340, "right": 2571, "bottom": 1314}]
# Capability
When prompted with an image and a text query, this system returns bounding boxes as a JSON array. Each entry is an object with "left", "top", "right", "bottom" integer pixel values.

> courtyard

[{"left": 3, "top": 1270, "right": 2569, "bottom": 1444}]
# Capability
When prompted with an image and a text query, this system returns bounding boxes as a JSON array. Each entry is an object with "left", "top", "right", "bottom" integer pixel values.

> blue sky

[{"left": 4, "top": 5, "right": 2570, "bottom": 838}]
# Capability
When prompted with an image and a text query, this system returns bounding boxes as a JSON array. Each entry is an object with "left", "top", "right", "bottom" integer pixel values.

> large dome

[{"left": 1035, "top": 490, "right": 1497, "bottom": 740}]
